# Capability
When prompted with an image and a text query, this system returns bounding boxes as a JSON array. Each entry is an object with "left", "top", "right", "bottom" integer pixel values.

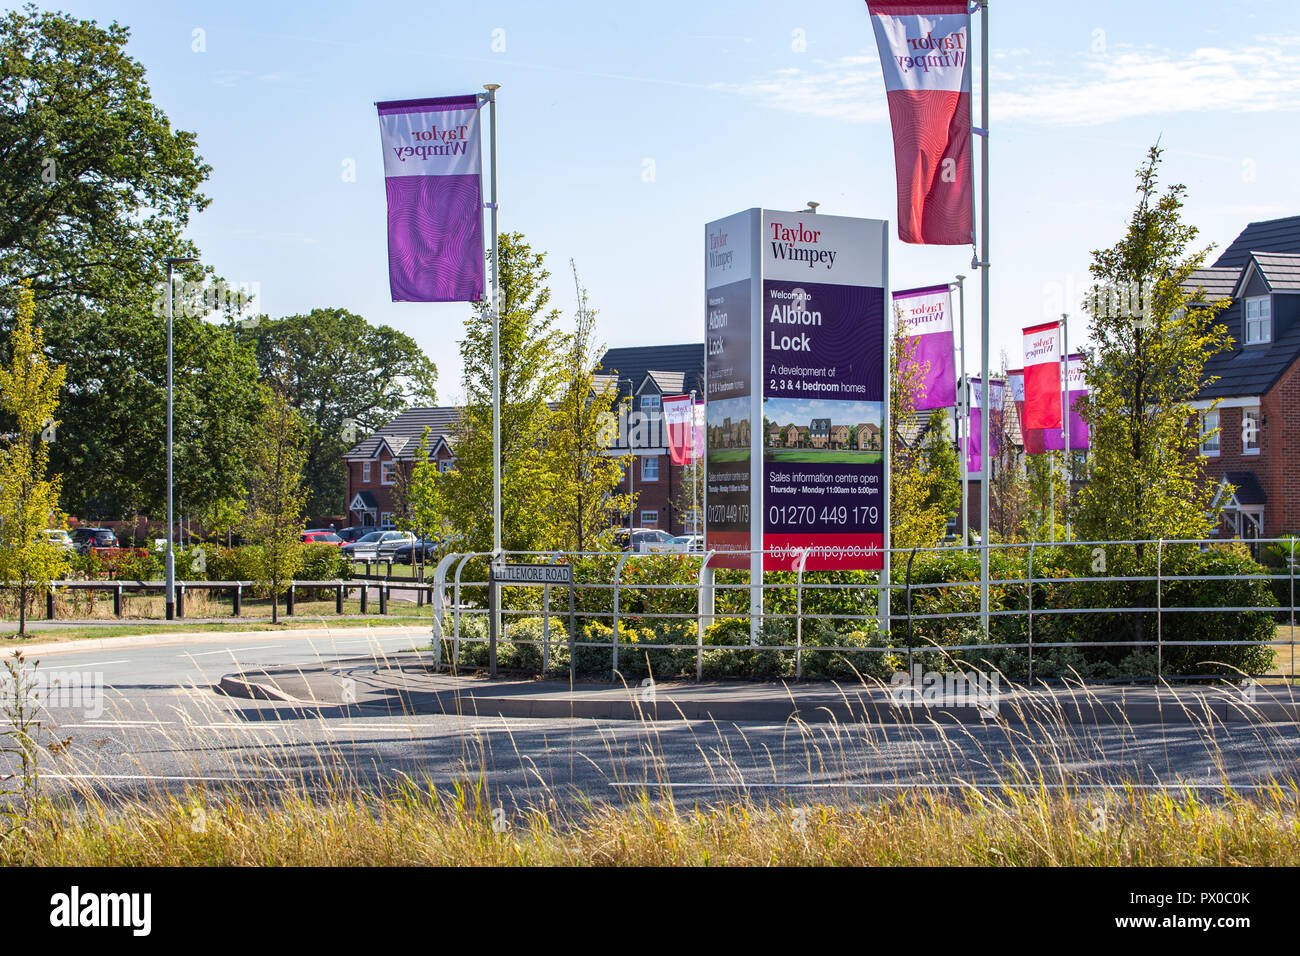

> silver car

[{"left": 346, "top": 530, "right": 415, "bottom": 561}]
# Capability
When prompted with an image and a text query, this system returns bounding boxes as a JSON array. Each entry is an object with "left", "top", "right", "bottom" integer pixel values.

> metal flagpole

[
  {"left": 485, "top": 83, "right": 501, "bottom": 556},
  {"left": 977, "top": 1, "right": 991, "bottom": 637},
  {"left": 955, "top": 274, "right": 968, "bottom": 547},
  {"left": 1061, "top": 313, "right": 1070, "bottom": 540}
]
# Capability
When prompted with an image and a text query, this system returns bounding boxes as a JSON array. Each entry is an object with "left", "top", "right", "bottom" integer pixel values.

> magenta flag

[
  {"left": 963, "top": 377, "right": 1003, "bottom": 473},
  {"left": 377, "top": 95, "right": 484, "bottom": 302},
  {"left": 894, "top": 284, "right": 956, "bottom": 410},
  {"left": 1042, "top": 353, "right": 1089, "bottom": 451}
]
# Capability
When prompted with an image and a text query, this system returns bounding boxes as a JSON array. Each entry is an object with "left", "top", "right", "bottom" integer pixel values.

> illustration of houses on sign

[
  {"left": 856, "top": 423, "right": 881, "bottom": 450},
  {"left": 829, "top": 423, "right": 849, "bottom": 448},
  {"left": 809, "top": 418, "right": 831, "bottom": 448}
]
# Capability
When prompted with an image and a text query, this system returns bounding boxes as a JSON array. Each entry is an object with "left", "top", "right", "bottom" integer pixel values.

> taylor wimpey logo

[
  {"left": 1025, "top": 335, "right": 1056, "bottom": 361},
  {"left": 769, "top": 221, "right": 836, "bottom": 269},
  {"left": 391, "top": 123, "right": 471, "bottom": 162},
  {"left": 49, "top": 887, "right": 151, "bottom": 936},
  {"left": 894, "top": 30, "right": 967, "bottom": 75},
  {"left": 708, "top": 229, "right": 734, "bottom": 272}
]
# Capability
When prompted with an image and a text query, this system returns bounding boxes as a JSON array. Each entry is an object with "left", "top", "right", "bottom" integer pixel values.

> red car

[{"left": 301, "top": 530, "right": 344, "bottom": 546}]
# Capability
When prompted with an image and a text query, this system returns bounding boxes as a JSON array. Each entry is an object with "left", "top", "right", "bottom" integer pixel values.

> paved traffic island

[{"left": 217, "top": 652, "right": 1300, "bottom": 726}]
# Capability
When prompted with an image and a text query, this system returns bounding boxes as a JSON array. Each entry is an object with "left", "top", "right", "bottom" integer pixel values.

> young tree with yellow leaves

[{"left": 0, "top": 284, "right": 69, "bottom": 636}]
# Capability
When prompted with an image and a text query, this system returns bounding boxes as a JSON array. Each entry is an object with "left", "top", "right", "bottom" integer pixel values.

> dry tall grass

[{"left": 5, "top": 782, "right": 1299, "bottom": 866}]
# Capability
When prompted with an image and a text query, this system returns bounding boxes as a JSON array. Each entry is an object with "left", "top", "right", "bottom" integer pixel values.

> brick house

[
  {"left": 342, "top": 407, "right": 460, "bottom": 529},
  {"left": 857, "top": 422, "right": 882, "bottom": 450},
  {"left": 830, "top": 423, "right": 850, "bottom": 448},
  {"left": 1187, "top": 215, "right": 1300, "bottom": 540},
  {"left": 598, "top": 344, "right": 705, "bottom": 535}
]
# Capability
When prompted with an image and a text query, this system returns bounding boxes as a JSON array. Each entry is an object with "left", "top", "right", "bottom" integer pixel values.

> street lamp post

[
  {"left": 953, "top": 274, "right": 967, "bottom": 546},
  {"left": 623, "top": 377, "right": 635, "bottom": 533},
  {"left": 163, "top": 256, "right": 198, "bottom": 621}
]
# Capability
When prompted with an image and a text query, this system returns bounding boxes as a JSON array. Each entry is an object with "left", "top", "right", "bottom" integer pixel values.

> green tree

[
  {"left": 242, "top": 308, "right": 437, "bottom": 517},
  {"left": 537, "top": 264, "right": 633, "bottom": 551},
  {"left": 417, "top": 233, "right": 566, "bottom": 553},
  {"left": 244, "top": 389, "right": 307, "bottom": 624},
  {"left": 1073, "top": 144, "right": 1232, "bottom": 554},
  {"left": 0, "top": 284, "right": 67, "bottom": 635},
  {"left": 0, "top": 8, "right": 264, "bottom": 527},
  {"left": 920, "top": 409, "right": 961, "bottom": 527}
]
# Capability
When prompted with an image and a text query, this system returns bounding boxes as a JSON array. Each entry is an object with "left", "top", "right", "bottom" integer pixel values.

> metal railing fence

[{"left": 426, "top": 537, "right": 1298, "bottom": 684}]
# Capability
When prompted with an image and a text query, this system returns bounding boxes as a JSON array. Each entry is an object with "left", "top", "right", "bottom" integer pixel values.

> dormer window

[
  {"left": 1245, "top": 295, "right": 1271, "bottom": 344},
  {"left": 639, "top": 394, "right": 661, "bottom": 413}
]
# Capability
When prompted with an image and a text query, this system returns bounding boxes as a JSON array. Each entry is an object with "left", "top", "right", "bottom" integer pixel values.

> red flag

[
  {"left": 663, "top": 395, "right": 694, "bottom": 466},
  {"left": 866, "top": 1, "right": 973, "bottom": 245},
  {"left": 1022, "top": 322, "right": 1062, "bottom": 431},
  {"left": 1007, "top": 368, "right": 1045, "bottom": 454}
]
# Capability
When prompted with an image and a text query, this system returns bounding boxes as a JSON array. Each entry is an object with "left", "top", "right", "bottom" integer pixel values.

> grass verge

[{"left": 4, "top": 783, "right": 1299, "bottom": 865}]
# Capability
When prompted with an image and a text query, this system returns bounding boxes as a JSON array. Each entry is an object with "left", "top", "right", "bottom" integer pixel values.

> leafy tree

[
  {"left": 0, "top": 284, "right": 67, "bottom": 635},
  {"left": 1073, "top": 144, "right": 1232, "bottom": 555},
  {"left": 415, "top": 233, "right": 566, "bottom": 553},
  {"left": 0, "top": 7, "right": 264, "bottom": 525},
  {"left": 536, "top": 264, "right": 633, "bottom": 551},
  {"left": 920, "top": 409, "right": 961, "bottom": 526},
  {"left": 241, "top": 308, "right": 437, "bottom": 518},
  {"left": 244, "top": 389, "right": 307, "bottom": 624},
  {"left": 889, "top": 320, "right": 948, "bottom": 549}
]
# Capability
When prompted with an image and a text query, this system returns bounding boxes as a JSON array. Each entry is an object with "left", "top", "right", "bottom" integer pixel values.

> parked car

[
  {"left": 668, "top": 534, "right": 704, "bottom": 553},
  {"left": 301, "top": 530, "right": 344, "bottom": 546},
  {"left": 336, "top": 526, "right": 376, "bottom": 544},
  {"left": 44, "top": 529, "right": 75, "bottom": 553},
  {"left": 343, "top": 530, "right": 415, "bottom": 561},
  {"left": 391, "top": 538, "right": 444, "bottom": 565},
  {"left": 71, "top": 527, "right": 118, "bottom": 555},
  {"left": 614, "top": 528, "right": 676, "bottom": 554}
]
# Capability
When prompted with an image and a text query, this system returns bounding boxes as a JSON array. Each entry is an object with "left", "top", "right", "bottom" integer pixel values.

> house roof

[
  {"left": 1249, "top": 252, "right": 1300, "bottom": 292},
  {"left": 1223, "top": 471, "right": 1266, "bottom": 506},
  {"left": 598, "top": 344, "right": 705, "bottom": 397},
  {"left": 1213, "top": 215, "right": 1300, "bottom": 269},
  {"left": 644, "top": 370, "right": 686, "bottom": 394},
  {"left": 1184, "top": 267, "right": 1238, "bottom": 301},
  {"left": 344, "top": 406, "right": 461, "bottom": 460},
  {"left": 1193, "top": 216, "right": 1300, "bottom": 399}
]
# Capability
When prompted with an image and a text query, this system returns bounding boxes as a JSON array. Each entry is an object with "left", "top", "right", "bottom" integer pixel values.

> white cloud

[{"left": 721, "top": 36, "right": 1300, "bottom": 127}]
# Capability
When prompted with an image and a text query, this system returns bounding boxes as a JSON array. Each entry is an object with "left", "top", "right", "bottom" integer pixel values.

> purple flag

[
  {"left": 894, "top": 284, "right": 956, "bottom": 410},
  {"left": 964, "top": 376, "right": 1004, "bottom": 474},
  {"left": 377, "top": 95, "right": 484, "bottom": 302},
  {"left": 1042, "top": 353, "right": 1089, "bottom": 451}
]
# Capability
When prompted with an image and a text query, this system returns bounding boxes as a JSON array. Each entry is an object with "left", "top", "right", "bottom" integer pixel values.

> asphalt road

[{"left": 4, "top": 628, "right": 1300, "bottom": 813}]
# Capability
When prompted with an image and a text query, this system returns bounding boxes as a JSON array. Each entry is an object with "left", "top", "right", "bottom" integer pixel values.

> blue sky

[{"left": 33, "top": 0, "right": 1300, "bottom": 401}]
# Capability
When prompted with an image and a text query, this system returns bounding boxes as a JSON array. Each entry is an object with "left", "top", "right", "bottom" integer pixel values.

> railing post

[
  {"left": 1027, "top": 540, "right": 1035, "bottom": 684},
  {"left": 429, "top": 552, "right": 461, "bottom": 671},
  {"left": 488, "top": 557, "right": 500, "bottom": 679},
  {"left": 360, "top": 582, "right": 368, "bottom": 614},
  {"left": 113, "top": 583, "right": 123, "bottom": 618},
  {"left": 286, "top": 584, "right": 295, "bottom": 617},
  {"left": 613, "top": 553, "right": 631, "bottom": 679},
  {"left": 46, "top": 586, "right": 55, "bottom": 621},
  {"left": 697, "top": 551, "right": 716, "bottom": 682},
  {"left": 1156, "top": 538, "right": 1164, "bottom": 680},
  {"left": 336, "top": 582, "right": 344, "bottom": 615},
  {"left": 233, "top": 583, "right": 242, "bottom": 616},
  {"left": 1290, "top": 538, "right": 1296, "bottom": 683},
  {"left": 176, "top": 583, "right": 184, "bottom": 618},
  {"left": 379, "top": 583, "right": 387, "bottom": 615},
  {"left": 794, "top": 549, "right": 810, "bottom": 681}
]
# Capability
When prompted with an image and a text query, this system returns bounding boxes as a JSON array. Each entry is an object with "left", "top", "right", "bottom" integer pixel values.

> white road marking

[
  {"left": 182, "top": 645, "right": 285, "bottom": 657},
  {"left": 54, "top": 659, "right": 131, "bottom": 668}
]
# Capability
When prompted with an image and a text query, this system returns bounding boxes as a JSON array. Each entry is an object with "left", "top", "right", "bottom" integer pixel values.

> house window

[
  {"left": 639, "top": 394, "right": 661, "bottom": 413},
  {"left": 1242, "top": 407, "right": 1261, "bottom": 454},
  {"left": 641, "top": 455, "right": 659, "bottom": 481},
  {"left": 640, "top": 510, "right": 659, "bottom": 528},
  {"left": 1200, "top": 409, "right": 1220, "bottom": 457},
  {"left": 438, "top": 459, "right": 453, "bottom": 473},
  {"left": 380, "top": 512, "right": 394, "bottom": 529},
  {"left": 381, "top": 461, "right": 396, "bottom": 485},
  {"left": 1245, "top": 296, "right": 1271, "bottom": 344},
  {"left": 362, "top": 462, "right": 371, "bottom": 483}
]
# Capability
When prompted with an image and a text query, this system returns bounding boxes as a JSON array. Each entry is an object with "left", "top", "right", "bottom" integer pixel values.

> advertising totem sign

[{"left": 705, "top": 209, "right": 889, "bottom": 576}]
